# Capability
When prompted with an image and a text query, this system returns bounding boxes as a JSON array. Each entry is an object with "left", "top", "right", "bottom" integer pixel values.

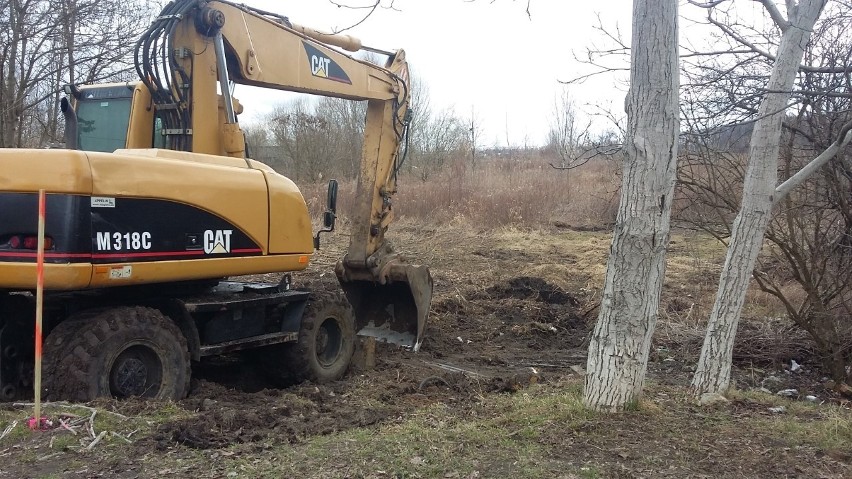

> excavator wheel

[
  {"left": 43, "top": 306, "right": 190, "bottom": 402},
  {"left": 288, "top": 291, "right": 355, "bottom": 383},
  {"left": 43, "top": 309, "right": 107, "bottom": 400},
  {"left": 252, "top": 291, "right": 355, "bottom": 385}
]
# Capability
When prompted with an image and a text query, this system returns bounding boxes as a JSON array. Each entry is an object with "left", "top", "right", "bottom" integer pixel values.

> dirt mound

[
  {"left": 482, "top": 276, "right": 579, "bottom": 306},
  {"left": 440, "top": 276, "right": 590, "bottom": 349}
]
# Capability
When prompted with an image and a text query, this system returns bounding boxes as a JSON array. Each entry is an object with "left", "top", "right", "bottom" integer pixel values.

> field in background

[
  {"left": 301, "top": 155, "right": 622, "bottom": 230},
  {"left": 303, "top": 152, "right": 805, "bottom": 363}
]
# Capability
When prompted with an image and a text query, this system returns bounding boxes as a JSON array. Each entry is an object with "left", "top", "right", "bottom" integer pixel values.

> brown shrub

[{"left": 300, "top": 154, "right": 621, "bottom": 230}]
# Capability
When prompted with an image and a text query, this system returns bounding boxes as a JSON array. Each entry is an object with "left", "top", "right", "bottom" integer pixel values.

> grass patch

[
  {"left": 769, "top": 407, "right": 852, "bottom": 451},
  {"left": 0, "top": 399, "right": 190, "bottom": 464},
  {"left": 727, "top": 389, "right": 852, "bottom": 451},
  {"left": 190, "top": 382, "right": 602, "bottom": 478}
]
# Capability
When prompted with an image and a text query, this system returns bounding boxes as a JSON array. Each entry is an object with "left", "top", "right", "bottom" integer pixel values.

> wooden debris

[
  {"left": 86, "top": 431, "right": 107, "bottom": 450},
  {"left": 421, "top": 359, "right": 484, "bottom": 378},
  {"left": 11, "top": 402, "right": 128, "bottom": 420},
  {"left": 86, "top": 420, "right": 96, "bottom": 440},
  {"left": 58, "top": 419, "right": 78, "bottom": 435},
  {"left": 37, "top": 452, "right": 63, "bottom": 462},
  {"left": 110, "top": 431, "right": 132, "bottom": 444},
  {"left": 0, "top": 421, "right": 18, "bottom": 441}
]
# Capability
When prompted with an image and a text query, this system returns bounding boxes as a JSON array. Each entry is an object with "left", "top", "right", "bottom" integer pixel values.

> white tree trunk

[
  {"left": 583, "top": 0, "right": 679, "bottom": 412},
  {"left": 690, "top": 0, "right": 827, "bottom": 395}
]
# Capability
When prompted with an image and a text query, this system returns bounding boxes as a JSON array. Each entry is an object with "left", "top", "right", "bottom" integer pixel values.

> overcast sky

[
  {"left": 229, "top": 0, "right": 637, "bottom": 147},
  {"left": 227, "top": 1, "right": 772, "bottom": 147}
]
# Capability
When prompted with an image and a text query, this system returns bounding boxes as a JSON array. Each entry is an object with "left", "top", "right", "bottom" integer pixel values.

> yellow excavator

[{"left": 0, "top": 0, "right": 432, "bottom": 401}]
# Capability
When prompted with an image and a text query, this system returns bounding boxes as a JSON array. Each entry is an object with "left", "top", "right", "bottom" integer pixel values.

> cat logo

[
  {"left": 311, "top": 55, "right": 331, "bottom": 78},
  {"left": 303, "top": 41, "right": 352, "bottom": 84},
  {"left": 203, "top": 229, "right": 232, "bottom": 254}
]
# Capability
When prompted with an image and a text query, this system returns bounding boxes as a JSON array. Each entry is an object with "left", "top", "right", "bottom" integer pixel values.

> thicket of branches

[
  {"left": 0, "top": 0, "right": 156, "bottom": 148},
  {"left": 244, "top": 71, "right": 474, "bottom": 183},
  {"left": 678, "top": 0, "right": 852, "bottom": 383}
]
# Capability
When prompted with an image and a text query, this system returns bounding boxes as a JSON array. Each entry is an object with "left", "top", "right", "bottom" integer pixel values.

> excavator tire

[
  {"left": 43, "top": 308, "right": 108, "bottom": 400},
  {"left": 43, "top": 306, "right": 190, "bottom": 402},
  {"left": 287, "top": 291, "right": 355, "bottom": 383},
  {"left": 251, "top": 291, "right": 355, "bottom": 385}
]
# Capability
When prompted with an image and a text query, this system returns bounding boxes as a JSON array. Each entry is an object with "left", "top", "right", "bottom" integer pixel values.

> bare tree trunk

[
  {"left": 691, "top": 0, "right": 827, "bottom": 395},
  {"left": 583, "top": 0, "right": 679, "bottom": 412},
  {"left": 2, "top": 0, "right": 22, "bottom": 148}
]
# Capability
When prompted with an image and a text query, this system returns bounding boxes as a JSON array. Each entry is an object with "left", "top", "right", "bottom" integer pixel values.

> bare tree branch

[
  {"left": 774, "top": 118, "right": 852, "bottom": 201},
  {"left": 754, "top": 0, "right": 791, "bottom": 31}
]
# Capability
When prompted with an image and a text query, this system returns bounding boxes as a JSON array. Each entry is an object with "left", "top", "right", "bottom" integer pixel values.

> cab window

[{"left": 76, "top": 99, "right": 131, "bottom": 152}]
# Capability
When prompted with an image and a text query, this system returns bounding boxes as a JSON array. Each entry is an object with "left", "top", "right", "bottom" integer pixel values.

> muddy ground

[{"left": 1, "top": 223, "right": 850, "bottom": 478}]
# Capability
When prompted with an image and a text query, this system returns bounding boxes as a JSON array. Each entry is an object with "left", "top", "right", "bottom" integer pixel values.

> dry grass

[
  {"left": 298, "top": 152, "right": 806, "bottom": 366},
  {"left": 9, "top": 381, "right": 848, "bottom": 479},
  {"left": 399, "top": 157, "right": 621, "bottom": 229},
  {"left": 300, "top": 155, "right": 622, "bottom": 230}
]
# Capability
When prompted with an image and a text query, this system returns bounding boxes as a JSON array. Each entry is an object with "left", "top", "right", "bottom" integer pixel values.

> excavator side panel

[{"left": 0, "top": 148, "right": 315, "bottom": 291}]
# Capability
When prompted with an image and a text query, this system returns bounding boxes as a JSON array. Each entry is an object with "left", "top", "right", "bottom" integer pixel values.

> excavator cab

[
  {"left": 62, "top": 83, "right": 155, "bottom": 151},
  {"left": 61, "top": 82, "right": 243, "bottom": 154}
]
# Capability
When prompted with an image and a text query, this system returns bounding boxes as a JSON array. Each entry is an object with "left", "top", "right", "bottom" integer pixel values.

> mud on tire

[
  {"left": 43, "top": 306, "right": 190, "bottom": 402},
  {"left": 288, "top": 291, "right": 355, "bottom": 383},
  {"left": 284, "top": 292, "right": 355, "bottom": 383},
  {"left": 252, "top": 291, "right": 355, "bottom": 385}
]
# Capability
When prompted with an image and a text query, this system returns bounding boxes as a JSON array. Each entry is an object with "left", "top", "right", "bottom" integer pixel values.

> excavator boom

[{"left": 135, "top": 0, "right": 433, "bottom": 349}]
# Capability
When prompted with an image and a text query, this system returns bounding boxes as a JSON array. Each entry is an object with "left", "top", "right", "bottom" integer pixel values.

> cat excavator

[{"left": 0, "top": 0, "right": 432, "bottom": 401}]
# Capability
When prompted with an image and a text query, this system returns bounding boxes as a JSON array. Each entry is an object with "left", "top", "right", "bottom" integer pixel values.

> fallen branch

[
  {"left": 70, "top": 416, "right": 90, "bottom": 427},
  {"left": 421, "top": 359, "right": 484, "bottom": 378},
  {"left": 58, "top": 419, "right": 78, "bottom": 435},
  {"left": 37, "top": 452, "right": 63, "bottom": 462},
  {"left": 86, "top": 420, "right": 95, "bottom": 440},
  {"left": 88, "top": 410, "right": 97, "bottom": 437},
  {"left": 11, "top": 402, "right": 128, "bottom": 421},
  {"left": 110, "top": 431, "right": 132, "bottom": 444},
  {"left": 86, "top": 431, "right": 107, "bottom": 450},
  {"left": 0, "top": 421, "right": 18, "bottom": 441}
]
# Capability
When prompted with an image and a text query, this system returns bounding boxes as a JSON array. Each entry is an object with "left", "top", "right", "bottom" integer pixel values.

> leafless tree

[
  {"left": 685, "top": 0, "right": 843, "bottom": 396},
  {"left": 680, "top": 1, "right": 852, "bottom": 388},
  {"left": 321, "top": 95, "right": 369, "bottom": 179},
  {"left": 584, "top": 0, "right": 680, "bottom": 412},
  {"left": 0, "top": 0, "right": 156, "bottom": 148},
  {"left": 327, "top": 0, "right": 532, "bottom": 31},
  {"left": 467, "top": 105, "right": 483, "bottom": 169},
  {"left": 260, "top": 99, "right": 347, "bottom": 181},
  {"left": 546, "top": 88, "right": 591, "bottom": 170},
  {"left": 409, "top": 108, "right": 469, "bottom": 182},
  {"left": 254, "top": 75, "right": 470, "bottom": 184}
]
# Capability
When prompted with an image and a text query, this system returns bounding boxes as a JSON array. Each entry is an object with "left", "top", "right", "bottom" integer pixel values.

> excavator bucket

[{"left": 335, "top": 257, "right": 432, "bottom": 351}]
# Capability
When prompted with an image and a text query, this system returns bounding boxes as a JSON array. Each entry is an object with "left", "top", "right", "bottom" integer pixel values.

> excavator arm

[{"left": 137, "top": 0, "right": 432, "bottom": 349}]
